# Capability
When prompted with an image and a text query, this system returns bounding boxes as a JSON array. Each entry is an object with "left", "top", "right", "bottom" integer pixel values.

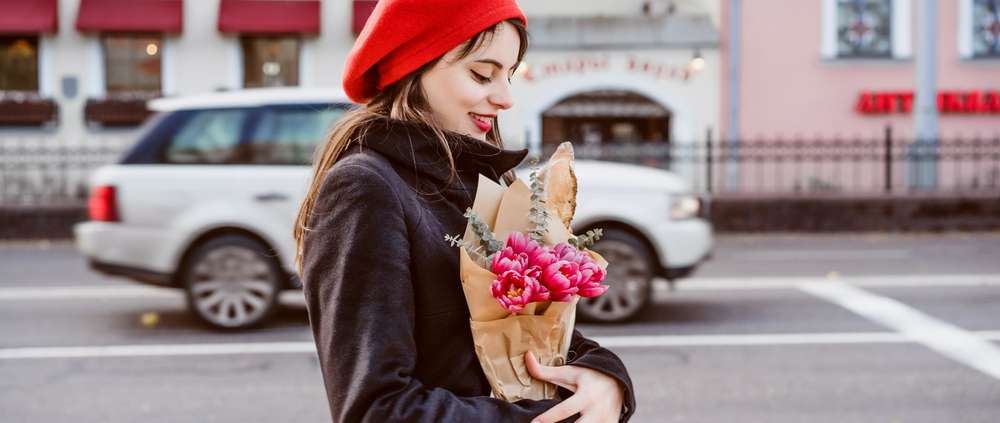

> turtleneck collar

[{"left": 356, "top": 116, "right": 528, "bottom": 185}]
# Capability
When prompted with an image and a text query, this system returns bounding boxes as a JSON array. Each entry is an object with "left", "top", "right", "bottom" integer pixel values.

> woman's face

[{"left": 421, "top": 21, "right": 521, "bottom": 142}]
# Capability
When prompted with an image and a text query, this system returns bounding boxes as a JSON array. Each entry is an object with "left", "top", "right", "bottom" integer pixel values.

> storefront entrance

[{"left": 540, "top": 90, "right": 671, "bottom": 146}]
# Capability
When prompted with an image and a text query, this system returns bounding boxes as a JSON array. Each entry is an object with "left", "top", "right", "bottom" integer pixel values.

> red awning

[
  {"left": 353, "top": 1, "right": 378, "bottom": 34},
  {"left": 0, "top": 0, "right": 58, "bottom": 34},
  {"left": 218, "top": 0, "right": 321, "bottom": 34},
  {"left": 76, "top": 0, "right": 183, "bottom": 33}
]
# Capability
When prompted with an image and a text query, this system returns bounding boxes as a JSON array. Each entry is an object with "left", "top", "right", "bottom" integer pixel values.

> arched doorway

[{"left": 541, "top": 90, "right": 671, "bottom": 146}]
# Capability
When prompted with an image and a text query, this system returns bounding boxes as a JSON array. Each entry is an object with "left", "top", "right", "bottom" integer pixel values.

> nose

[{"left": 488, "top": 79, "right": 515, "bottom": 110}]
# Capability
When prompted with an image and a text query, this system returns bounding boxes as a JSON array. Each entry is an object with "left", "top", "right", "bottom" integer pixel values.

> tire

[
  {"left": 180, "top": 235, "right": 282, "bottom": 330},
  {"left": 576, "top": 229, "right": 654, "bottom": 323}
]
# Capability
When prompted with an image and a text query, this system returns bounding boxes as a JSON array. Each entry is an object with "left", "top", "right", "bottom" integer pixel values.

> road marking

[
  {"left": 0, "top": 286, "right": 306, "bottom": 305},
  {"left": 0, "top": 286, "right": 177, "bottom": 300},
  {"left": 730, "top": 249, "right": 911, "bottom": 261},
  {"left": 0, "top": 342, "right": 317, "bottom": 360},
  {"left": 3, "top": 331, "right": 1000, "bottom": 360},
  {"left": 799, "top": 281, "right": 1000, "bottom": 381},
  {"left": 4, "top": 274, "right": 999, "bottom": 301},
  {"left": 655, "top": 274, "right": 1000, "bottom": 291}
]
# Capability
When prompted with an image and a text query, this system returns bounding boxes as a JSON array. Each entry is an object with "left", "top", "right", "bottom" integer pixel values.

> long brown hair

[{"left": 294, "top": 18, "right": 529, "bottom": 272}]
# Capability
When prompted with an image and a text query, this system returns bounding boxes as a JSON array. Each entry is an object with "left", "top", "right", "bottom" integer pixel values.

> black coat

[{"left": 302, "top": 117, "right": 635, "bottom": 423}]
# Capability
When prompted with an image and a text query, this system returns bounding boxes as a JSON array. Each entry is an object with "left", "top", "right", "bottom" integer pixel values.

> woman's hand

[{"left": 525, "top": 351, "right": 625, "bottom": 423}]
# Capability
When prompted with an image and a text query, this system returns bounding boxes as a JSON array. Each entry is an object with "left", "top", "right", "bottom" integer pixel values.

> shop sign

[
  {"left": 520, "top": 55, "right": 693, "bottom": 83},
  {"left": 856, "top": 90, "right": 1000, "bottom": 114}
]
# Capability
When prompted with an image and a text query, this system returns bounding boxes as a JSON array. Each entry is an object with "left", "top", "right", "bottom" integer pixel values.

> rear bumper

[{"left": 75, "top": 221, "right": 178, "bottom": 274}]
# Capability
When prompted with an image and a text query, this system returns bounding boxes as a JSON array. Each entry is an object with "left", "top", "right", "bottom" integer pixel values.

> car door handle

[{"left": 254, "top": 193, "right": 289, "bottom": 202}]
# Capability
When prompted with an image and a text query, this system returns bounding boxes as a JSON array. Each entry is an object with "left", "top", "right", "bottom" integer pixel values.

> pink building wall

[{"left": 721, "top": 0, "right": 1000, "bottom": 141}]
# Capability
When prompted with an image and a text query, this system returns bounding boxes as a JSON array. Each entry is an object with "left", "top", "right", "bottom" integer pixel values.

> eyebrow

[{"left": 474, "top": 59, "right": 517, "bottom": 71}]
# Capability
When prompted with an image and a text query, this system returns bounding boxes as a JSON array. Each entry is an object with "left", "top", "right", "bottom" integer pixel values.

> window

[
  {"left": 837, "top": 0, "right": 892, "bottom": 57},
  {"left": 247, "top": 106, "right": 345, "bottom": 165},
  {"left": 822, "top": 0, "right": 910, "bottom": 60},
  {"left": 103, "top": 35, "right": 162, "bottom": 93},
  {"left": 165, "top": 109, "right": 250, "bottom": 164},
  {"left": 242, "top": 36, "right": 299, "bottom": 88},
  {"left": 973, "top": 0, "right": 1000, "bottom": 57},
  {"left": 0, "top": 36, "right": 39, "bottom": 92}
]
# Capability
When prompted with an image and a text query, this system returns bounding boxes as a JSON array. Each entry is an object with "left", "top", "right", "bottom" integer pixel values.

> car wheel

[
  {"left": 576, "top": 229, "right": 654, "bottom": 323},
  {"left": 181, "top": 235, "right": 282, "bottom": 329}
]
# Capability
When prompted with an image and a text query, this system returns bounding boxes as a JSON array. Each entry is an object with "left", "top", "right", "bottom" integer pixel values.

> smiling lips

[{"left": 469, "top": 112, "right": 495, "bottom": 132}]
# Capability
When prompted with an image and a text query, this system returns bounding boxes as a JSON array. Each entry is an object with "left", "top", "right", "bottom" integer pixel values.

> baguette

[{"left": 539, "top": 142, "right": 577, "bottom": 231}]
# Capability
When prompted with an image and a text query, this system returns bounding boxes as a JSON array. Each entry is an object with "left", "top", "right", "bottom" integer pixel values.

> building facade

[
  {"left": 1, "top": 0, "right": 722, "bottom": 153},
  {"left": 721, "top": 0, "right": 1000, "bottom": 141}
]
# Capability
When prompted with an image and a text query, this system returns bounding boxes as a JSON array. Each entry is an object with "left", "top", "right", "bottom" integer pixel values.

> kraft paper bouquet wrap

[{"left": 445, "top": 143, "right": 609, "bottom": 402}]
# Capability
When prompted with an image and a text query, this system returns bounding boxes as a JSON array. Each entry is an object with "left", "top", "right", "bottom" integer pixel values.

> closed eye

[{"left": 471, "top": 71, "right": 491, "bottom": 83}]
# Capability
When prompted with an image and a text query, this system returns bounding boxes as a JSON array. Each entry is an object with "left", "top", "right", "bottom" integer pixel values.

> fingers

[
  {"left": 524, "top": 351, "right": 578, "bottom": 392},
  {"left": 531, "top": 394, "right": 586, "bottom": 423}
]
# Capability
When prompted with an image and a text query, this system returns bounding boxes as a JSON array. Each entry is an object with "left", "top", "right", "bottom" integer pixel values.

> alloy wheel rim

[
  {"left": 581, "top": 239, "right": 650, "bottom": 320},
  {"left": 190, "top": 246, "right": 275, "bottom": 327}
]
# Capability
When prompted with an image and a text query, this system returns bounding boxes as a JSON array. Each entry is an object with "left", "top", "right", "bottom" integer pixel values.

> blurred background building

[
  {"left": 0, "top": 0, "right": 722, "bottom": 148},
  {"left": 1, "top": 0, "right": 998, "bottom": 211},
  {"left": 723, "top": 0, "right": 999, "bottom": 140}
]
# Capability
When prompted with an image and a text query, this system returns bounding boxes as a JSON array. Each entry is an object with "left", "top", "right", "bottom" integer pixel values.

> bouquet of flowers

[{"left": 445, "top": 143, "right": 609, "bottom": 402}]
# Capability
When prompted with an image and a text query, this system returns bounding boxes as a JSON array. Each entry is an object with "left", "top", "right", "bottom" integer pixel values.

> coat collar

[{"left": 357, "top": 116, "right": 528, "bottom": 185}]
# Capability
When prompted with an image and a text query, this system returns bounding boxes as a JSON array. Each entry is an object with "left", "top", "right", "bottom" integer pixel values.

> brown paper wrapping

[{"left": 458, "top": 174, "right": 607, "bottom": 402}]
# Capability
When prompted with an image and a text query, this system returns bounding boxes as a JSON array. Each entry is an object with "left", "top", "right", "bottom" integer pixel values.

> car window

[
  {"left": 164, "top": 109, "right": 250, "bottom": 164},
  {"left": 247, "top": 106, "right": 346, "bottom": 165}
]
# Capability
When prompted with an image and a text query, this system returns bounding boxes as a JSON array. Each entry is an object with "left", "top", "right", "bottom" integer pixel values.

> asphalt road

[{"left": 1, "top": 233, "right": 999, "bottom": 423}]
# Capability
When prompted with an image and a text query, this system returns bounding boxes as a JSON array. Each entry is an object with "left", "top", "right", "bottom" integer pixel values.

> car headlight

[{"left": 669, "top": 194, "right": 701, "bottom": 220}]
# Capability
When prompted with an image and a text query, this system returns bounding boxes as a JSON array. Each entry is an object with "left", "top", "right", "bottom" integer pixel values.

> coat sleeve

[
  {"left": 301, "top": 161, "right": 569, "bottom": 423},
  {"left": 565, "top": 330, "right": 636, "bottom": 422}
]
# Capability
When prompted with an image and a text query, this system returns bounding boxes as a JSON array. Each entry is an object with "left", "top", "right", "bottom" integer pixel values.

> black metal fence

[
  {"left": 545, "top": 131, "right": 1000, "bottom": 196},
  {"left": 4, "top": 131, "right": 1000, "bottom": 206},
  {"left": 1, "top": 137, "right": 129, "bottom": 206}
]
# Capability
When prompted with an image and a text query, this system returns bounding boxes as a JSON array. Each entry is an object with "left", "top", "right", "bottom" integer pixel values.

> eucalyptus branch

[
  {"left": 464, "top": 208, "right": 503, "bottom": 256},
  {"left": 444, "top": 233, "right": 493, "bottom": 270},
  {"left": 567, "top": 228, "right": 603, "bottom": 250},
  {"left": 526, "top": 157, "right": 550, "bottom": 243}
]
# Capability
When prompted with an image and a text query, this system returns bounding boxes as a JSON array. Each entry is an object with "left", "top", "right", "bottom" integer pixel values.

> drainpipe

[
  {"left": 726, "top": 0, "right": 741, "bottom": 192},
  {"left": 912, "top": 0, "right": 938, "bottom": 190}
]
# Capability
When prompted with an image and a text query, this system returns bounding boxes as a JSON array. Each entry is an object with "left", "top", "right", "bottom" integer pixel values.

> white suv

[{"left": 75, "top": 87, "right": 712, "bottom": 329}]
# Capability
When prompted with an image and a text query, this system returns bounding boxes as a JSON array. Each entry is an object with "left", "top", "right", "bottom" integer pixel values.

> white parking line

[
  {"left": 3, "top": 331, "right": 1000, "bottom": 360},
  {"left": 730, "top": 249, "right": 912, "bottom": 261},
  {"left": 3, "top": 274, "right": 998, "bottom": 301},
  {"left": 0, "top": 342, "right": 316, "bottom": 360},
  {"left": 799, "top": 281, "right": 1000, "bottom": 381},
  {"left": 660, "top": 274, "right": 1000, "bottom": 291},
  {"left": 0, "top": 286, "right": 307, "bottom": 304},
  {"left": 0, "top": 286, "right": 177, "bottom": 300}
]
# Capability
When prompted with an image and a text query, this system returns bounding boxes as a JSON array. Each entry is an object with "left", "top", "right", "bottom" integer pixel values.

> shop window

[
  {"left": 0, "top": 36, "right": 57, "bottom": 127},
  {"left": 973, "top": 0, "right": 1000, "bottom": 57},
  {"left": 242, "top": 36, "right": 299, "bottom": 88},
  {"left": 103, "top": 35, "right": 162, "bottom": 93},
  {"left": 836, "top": 0, "right": 892, "bottom": 57},
  {"left": 0, "top": 36, "right": 39, "bottom": 92}
]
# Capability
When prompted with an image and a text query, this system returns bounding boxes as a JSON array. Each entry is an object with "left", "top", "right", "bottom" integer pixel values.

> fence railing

[
  {"left": 1, "top": 136, "right": 132, "bottom": 206},
  {"left": 4, "top": 132, "right": 1000, "bottom": 206},
  {"left": 545, "top": 132, "right": 1000, "bottom": 196}
]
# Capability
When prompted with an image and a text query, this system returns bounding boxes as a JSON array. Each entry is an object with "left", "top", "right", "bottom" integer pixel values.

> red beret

[{"left": 343, "top": 0, "right": 526, "bottom": 104}]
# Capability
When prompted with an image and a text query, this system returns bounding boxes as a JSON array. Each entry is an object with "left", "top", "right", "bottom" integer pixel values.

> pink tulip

[
  {"left": 576, "top": 263, "right": 608, "bottom": 298},
  {"left": 541, "top": 260, "right": 582, "bottom": 302},
  {"left": 492, "top": 247, "right": 529, "bottom": 275},
  {"left": 490, "top": 270, "right": 538, "bottom": 313},
  {"left": 506, "top": 231, "right": 540, "bottom": 256},
  {"left": 527, "top": 247, "right": 558, "bottom": 276},
  {"left": 553, "top": 242, "right": 593, "bottom": 266}
]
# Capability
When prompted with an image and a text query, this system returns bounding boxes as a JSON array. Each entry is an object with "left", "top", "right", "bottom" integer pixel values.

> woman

[{"left": 294, "top": 1, "right": 635, "bottom": 422}]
